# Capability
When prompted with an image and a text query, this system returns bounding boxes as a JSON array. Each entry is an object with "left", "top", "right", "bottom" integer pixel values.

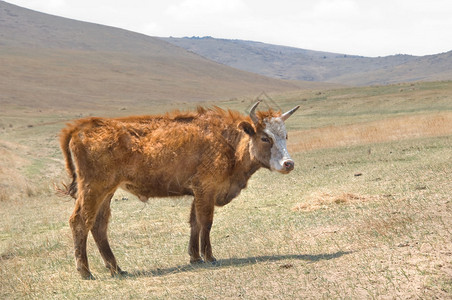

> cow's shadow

[{"left": 125, "top": 251, "right": 352, "bottom": 278}]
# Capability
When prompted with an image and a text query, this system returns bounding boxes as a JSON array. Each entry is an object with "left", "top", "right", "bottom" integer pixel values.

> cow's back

[{"left": 65, "top": 112, "right": 240, "bottom": 198}]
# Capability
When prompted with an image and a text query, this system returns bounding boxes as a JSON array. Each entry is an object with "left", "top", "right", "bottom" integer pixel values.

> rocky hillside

[{"left": 163, "top": 36, "right": 452, "bottom": 86}]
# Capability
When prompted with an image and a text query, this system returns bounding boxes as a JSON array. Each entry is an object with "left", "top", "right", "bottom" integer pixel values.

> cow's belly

[{"left": 120, "top": 175, "right": 194, "bottom": 200}]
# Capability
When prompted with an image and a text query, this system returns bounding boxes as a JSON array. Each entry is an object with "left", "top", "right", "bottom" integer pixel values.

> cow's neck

[{"left": 233, "top": 136, "right": 261, "bottom": 181}]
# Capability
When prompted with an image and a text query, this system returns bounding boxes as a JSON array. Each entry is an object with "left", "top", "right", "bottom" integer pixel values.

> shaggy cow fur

[{"left": 60, "top": 102, "right": 299, "bottom": 279}]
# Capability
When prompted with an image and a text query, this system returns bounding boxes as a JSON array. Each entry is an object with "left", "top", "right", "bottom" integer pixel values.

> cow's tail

[{"left": 57, "top": 127, "right": 78, "bottom": 199}]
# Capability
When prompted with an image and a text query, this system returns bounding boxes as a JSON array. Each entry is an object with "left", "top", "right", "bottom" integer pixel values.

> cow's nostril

[{"left": 284, "top": 160, "right": 294, "bottom": 170}]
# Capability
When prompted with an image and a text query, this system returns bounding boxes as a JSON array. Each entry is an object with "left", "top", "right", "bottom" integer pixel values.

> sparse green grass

[
  {"left": 278, "top": 81, "right": 452, "bottom": 130},
  {"left": 1, "top": 82, "right": 452, "bottom": 299}
]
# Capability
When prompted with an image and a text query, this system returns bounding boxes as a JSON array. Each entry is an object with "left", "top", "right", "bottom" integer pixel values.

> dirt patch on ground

[{"left": 292, "top": 192, "right": 379, "bottom": 212}]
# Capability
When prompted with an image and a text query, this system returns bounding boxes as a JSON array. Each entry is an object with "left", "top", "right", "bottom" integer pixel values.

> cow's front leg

[
  {"left": 200, "top": 217, "right": 216, "bottom": 263},
  {"left": 195, "top": 200, "right": 216, "bottom": 263},
  {"left": 189, "top": 190, "right": 217, "bottom": 264},
  {"left": 188, "top": 201, "right": 202, "bottom": 264}
]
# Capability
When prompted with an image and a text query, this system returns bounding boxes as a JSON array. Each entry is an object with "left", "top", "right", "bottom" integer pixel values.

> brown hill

[
  {"left": 0, "top": 2, "right": 324, "bottom": 111},
  {"left": 162, "top": 37, "right": 452, "bottom": 86}
]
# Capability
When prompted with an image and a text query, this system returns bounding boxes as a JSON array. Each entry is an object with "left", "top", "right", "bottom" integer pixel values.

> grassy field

[{"left": 1, "top": 81, "right": 452, "bottom": 299}]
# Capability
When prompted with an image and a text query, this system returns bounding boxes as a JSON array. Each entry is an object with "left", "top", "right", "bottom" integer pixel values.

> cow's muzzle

[{"left": 282, "top": 159, "right": 295, "bottom": 173}]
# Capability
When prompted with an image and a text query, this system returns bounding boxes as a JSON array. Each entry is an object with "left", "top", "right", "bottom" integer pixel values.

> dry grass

[
  {"left": 0, "top": 140, "right": 29, "bottom": 201},
  {"left": 288, "top": 111, "right": 452, "bottom": 152},
  {"left": 1, "top": 82, "right": 452, "bottom": 299}
]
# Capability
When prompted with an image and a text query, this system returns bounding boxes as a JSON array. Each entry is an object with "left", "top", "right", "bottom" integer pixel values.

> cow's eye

[
  {"left": 286, "top": 134, "right": 288, "bottom": 140},
  {"left": 261, "top": 136, "right": 270, "bottom": 143}
]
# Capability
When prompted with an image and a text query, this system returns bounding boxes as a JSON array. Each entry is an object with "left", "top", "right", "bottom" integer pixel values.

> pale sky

[{"left": 5, "top": 0, "right": 452, "bottom": 57}]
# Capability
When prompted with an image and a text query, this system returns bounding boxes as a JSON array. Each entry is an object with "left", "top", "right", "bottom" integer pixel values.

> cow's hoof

[
  {"left": 111, "top": 269, "right": 128, "bottom": 278},
  {"left": 78, "top": 267, "right": 95, "bottom": 280},
  {"left": 81, "top": 273, "right": 95, "bottom": 280},
  {"left": 190, "top": 257, "right": 204, "bottom": 264},
  {"left": 206, "top": 257, "right": 217, "bottom": 265}
]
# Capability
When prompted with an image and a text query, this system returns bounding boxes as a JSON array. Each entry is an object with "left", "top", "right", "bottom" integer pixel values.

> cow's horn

[
  {"left": 281, "top": 105, "right": 300, "bottom": 121},
  {"left": 249, "top": 101, "right": 261, "bottom": 124}
]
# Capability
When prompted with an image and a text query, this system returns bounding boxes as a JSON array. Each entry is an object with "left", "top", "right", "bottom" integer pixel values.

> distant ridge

[
  {"left": 162, "top": 36, "right": 452, "bottom": 86},
  {"left": 0, "top": 2, "right": 323, "bottom": 110}
]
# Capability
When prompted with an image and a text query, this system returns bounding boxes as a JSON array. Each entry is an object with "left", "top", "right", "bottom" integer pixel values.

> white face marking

[{"left": 264, "top": 118, "right": 292, "bottom": 172}]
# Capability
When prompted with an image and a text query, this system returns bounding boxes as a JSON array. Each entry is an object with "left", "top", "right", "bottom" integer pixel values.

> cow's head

[{"left": 239, "top": 101, "right": 300, "bottom": 174}]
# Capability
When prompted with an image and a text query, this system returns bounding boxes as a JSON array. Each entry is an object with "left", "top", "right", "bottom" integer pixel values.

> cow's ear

[{"left": 238, "top": 121, "right": 255, "bottom": 136}]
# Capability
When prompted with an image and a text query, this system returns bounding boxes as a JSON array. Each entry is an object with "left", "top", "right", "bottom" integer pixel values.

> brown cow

[{"left": 60, "top": 101, "right": 299, "bottom": 279}]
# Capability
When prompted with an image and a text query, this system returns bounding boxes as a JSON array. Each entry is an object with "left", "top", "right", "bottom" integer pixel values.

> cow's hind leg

[
  {"left": 69, "top": 199, "right": 94, "bottom": 279},
  {"left": 69, "top": 187, "right": 111, "bottom": 279},
  {"left": 91, "top": 193, "right": 126, "bottom": 277}
]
